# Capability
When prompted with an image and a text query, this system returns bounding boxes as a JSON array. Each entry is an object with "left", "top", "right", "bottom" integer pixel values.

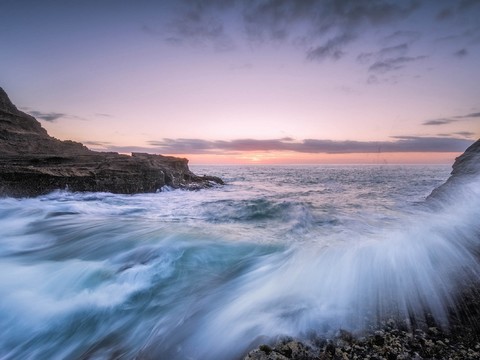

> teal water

[{"left": 1, "top": 165, "right": 479, "bottom": 359}]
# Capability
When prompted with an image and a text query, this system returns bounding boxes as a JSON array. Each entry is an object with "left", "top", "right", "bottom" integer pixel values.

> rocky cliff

[
  {"left": 427, "top": 138, "right": 480, "bottom": 200},
  {"left": 0, "top": 87, "right": 223, "bottom": 197}
]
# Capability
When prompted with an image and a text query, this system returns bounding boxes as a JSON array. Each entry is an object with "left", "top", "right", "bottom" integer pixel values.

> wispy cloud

[
  {"left": 459, "top": 112, "right": 480, "bottom": 118},
  {"left": 422, "top": 111, "right": 480, "bottom": 126},
  {"left": 306, "top": 34, "right": 355, "bottom": 61},
  {"left": 436, "top": 0, "right": 480, "bottom": 21},
  {"left": 241, "top": 0, "right": 419, "bottom": 44},
  {"left": 141, "top": 24, "right": 161, "bottom": 37},
  {"left": 453, "top": 131, "right": 475, "bottom": 137},
  {"left": 101, "top": 136, "right": 473, "bottom": 155},
  {"left": 147, "top": 0, "right": 480, "bottom": 83},
  {"left": 27, "top": 110, "right": 67, "bottom": 122},
  {"left": 434, "top": 0, "right": 480, "bottom": 48},
  {"left": 358, "top": 43, "right": 410, "bottom": 64},
  {"left": 381, "top": 30, "right": 422, "bottom": 46},
  {"left": 454, "top": 48, "right": 468, "bottom": 57},
  {"left": 423, "top": 118, "right": 457, "bottom": 126},
  {"left": 369, "top": 56, "right": 427, "bottom": 74},
  {"left": 161, "top": 1, "right": 235, "bottom": 51},
  {"left": 438, "top": 131, "right": 475, "bottom": 138},
  {"left": 83, "top": 140, "right": 113, "bottom": 147},
  {"left": 379, "top": 43, "right": 409, "bottom": 57},
  {"left": 161, "top": 0, "right": 420, "bottom": 62},
  {"left": 436, "top": 7, "right": 454, "bottom": 21},
  {"left": 23, "top": 109, "right": 87, "bottom": 122},
  {"left": 357, "top": 36, "right": 427, "bottom": 82}
]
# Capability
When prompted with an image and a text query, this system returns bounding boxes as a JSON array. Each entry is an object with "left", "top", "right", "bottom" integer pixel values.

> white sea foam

[{"left": 0, "top": 165, "right": 478, "bottom": 359}]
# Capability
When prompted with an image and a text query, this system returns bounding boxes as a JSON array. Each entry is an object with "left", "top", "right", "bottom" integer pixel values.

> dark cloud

[
  {"left": 381, "top": 30, "right": 421, "bottom": 46},
  {"left": 386, "top": 136, "right": 473, "bottom": 152},
  {"left": 458, "top": 112, "right": 480, "bottom": 118},
  {"left": 104, "top": 136, "right": 473, "bottom": 155},
  {"left": 164, "top": 0, "right": 420, "bottom": 60},
  {"left": 436, "top": 24, "right": 480, "bottom": 45},
  {"left": 357, "top": 31, "right": 425, "bottom": 80},
  {"left": 298, "top": 137, "right": 471, "bottom": 153},
  {"left": 454, "top": 131, "right": 476, "bottom": 137},
  {"left": 155, "top": 0, "right": 480, "bottom": 72},
  {"left": 434, "top": 0, "right": 480, "bottom": 45},
  {"left": 458, "top": 0, "right": 480, "bottom": 11},
  {"left": 366, "top": 74, "right": 400, "bottom": 85},
  {"left": 162, "top": 1, "right": 235, "bottom": 51},
  {"left": 436, "top": 7, "right": 454, "bottom": 21},
  {"left": 369, "top": 55, "right": 427, "bottom": 73},
  {"left": 153, "top": 0, "right": 480, "bottom": 85},
  {"left": 28, "top": 110, "right": 67, "bottom": 122},
  {"left": 147, "top": 138, "right": 296, "bottom": 153},
  {"left": 454, "top": 48, "right": 468, "bottom": 57},
  {"left": 435, "top": 1, "right": 480, "bottom": 21},
  {"left": 83, "top": 140, "right": 112, "bottom": 147},
  {"left": 423, "top": 111, "right": 480, "bottom": 126},
  {"left": 423, "top": 118, "right": 457, "bottom": 126},
  {"left": 357, "top": 43, "right": 409, "bottom": 65},
  {"left": 306, "top": 34, "right": 355, "bottom": 61},
  {"left": 367, "top": 75, "right": 380, "bottom": 84},
  {"left": 148, "top": 138, "right": 217, "bottom": 152},
  {"left": 437, "top": 131, "right": 475, "bottom": 137},
  {"left": 378, "top": 43, "right": 409, "bottom": 57},
  {"left": 357, "top": 52, "right": 374, "bottom": 64},
  {"left": 241, "top": 0, "right": 314, "bottom": 43},
  {"left": 141, "top": 24, "right": 161, "bottom": 37}
]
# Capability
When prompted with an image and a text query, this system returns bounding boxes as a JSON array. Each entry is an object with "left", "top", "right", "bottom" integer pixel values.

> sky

[{"left": 1, "top": 0, "right": 479, "bottom": 164}]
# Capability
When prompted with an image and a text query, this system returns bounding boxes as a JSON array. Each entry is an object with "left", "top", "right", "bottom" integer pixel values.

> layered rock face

[{"left": 0, "top": 87, "right": 223, "bottom": 197}]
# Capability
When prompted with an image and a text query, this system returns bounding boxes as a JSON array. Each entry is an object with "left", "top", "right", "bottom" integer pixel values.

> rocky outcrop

[
  {"left": 427, "top": 138, "right": 480, "bottom": 200},
  {"left": 0, "top": 87, "right": 223, "bottom": 197},
  {"left": 0, "top": 88, "right": 91, "bottom": 156}
]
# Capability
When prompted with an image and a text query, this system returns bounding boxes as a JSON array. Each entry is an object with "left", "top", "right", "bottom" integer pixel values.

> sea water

[{"left": 1, "top": 165, "right": 479, "bottom": 359}]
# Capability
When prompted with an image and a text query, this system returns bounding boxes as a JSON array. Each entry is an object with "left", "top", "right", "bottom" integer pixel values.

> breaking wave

[{"left": 0, "top": 165, "right": 478, "bottom": 359}]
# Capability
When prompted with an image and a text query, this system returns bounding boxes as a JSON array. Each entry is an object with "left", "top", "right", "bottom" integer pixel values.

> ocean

[{"left": 1, "top": 165, "right": 479, "bottom": 359}]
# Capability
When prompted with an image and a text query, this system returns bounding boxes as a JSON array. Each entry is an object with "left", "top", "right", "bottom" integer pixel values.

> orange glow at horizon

[{"left": 169, "top": 151, "right": 461, "bottom": 165}]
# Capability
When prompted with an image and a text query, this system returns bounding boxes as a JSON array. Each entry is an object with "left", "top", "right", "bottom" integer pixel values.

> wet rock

[
  {"left": 427, "top": 138, "right": 480, "bottom": 200},
  {"left": 243, "top": 322, "right": 480, "bottom": 360},
  {"left": 244, "top": 340, "right": 318, "bottom": 360},
  {"left": 0, "top": 87, "right": 223, "bottom": 197}
]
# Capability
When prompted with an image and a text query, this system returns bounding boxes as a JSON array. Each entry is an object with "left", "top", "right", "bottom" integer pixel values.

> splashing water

[{"left": 0, "top": 165, "right": 479, "bottom": 359}]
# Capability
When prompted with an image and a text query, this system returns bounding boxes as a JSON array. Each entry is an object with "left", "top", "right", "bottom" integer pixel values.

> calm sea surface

[{"left": 1, "top": 165, "right": 479, "bottom": 359}]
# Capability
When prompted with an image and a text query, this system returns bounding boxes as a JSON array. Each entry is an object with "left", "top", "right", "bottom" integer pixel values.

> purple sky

[{"left": 1, "top": 0, "right": 479, "bottom": 163}]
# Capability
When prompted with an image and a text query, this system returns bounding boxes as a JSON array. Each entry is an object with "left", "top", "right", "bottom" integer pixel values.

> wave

[{"left": 0, "top": 168, "right": 478, "bottom": 359}]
